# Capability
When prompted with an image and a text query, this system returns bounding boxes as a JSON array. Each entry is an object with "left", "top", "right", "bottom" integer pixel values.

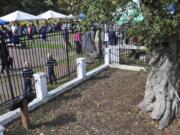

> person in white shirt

[{"left": 11, "top": 24, "right": 18, "bottom": 35}]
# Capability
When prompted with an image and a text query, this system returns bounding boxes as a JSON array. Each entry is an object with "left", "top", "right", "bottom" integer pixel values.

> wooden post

[{"left": 20, "top": 99, "right": 30, "bottom": 129}]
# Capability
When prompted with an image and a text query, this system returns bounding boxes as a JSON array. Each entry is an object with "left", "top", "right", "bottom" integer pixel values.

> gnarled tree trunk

[{"left": 138, "top": 40, "right": 180, "bottom": 129}]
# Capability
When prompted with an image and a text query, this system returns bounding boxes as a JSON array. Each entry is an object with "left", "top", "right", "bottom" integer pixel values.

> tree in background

[
  {"left": 77, "top": 0, "right": 180, "bottom": 129},
  {"left": 0, "top": 0, "right": 49, "bottom": 15},
  {"left": 0, "top": 0, "right": 82, "bottom": 16},
  {"left": 79, "top": 0, "right": 117, "bottom": 26}
]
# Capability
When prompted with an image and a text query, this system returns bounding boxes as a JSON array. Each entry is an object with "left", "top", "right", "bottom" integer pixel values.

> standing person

[
  {"left": 18, "top": 25, "right": 23, "bottom": 36},
  {"left": 90, "top": 26, "right": 96, "bottom": 48},
  {"left": 27, "top": 25, "right": 33, "bottom": 39},
  {"left": 64, "top": 28, "right": 72, "bottom": 49},
  {"left": 73, "top": 29, "right": 82, "bottom": 54},
  {"left": 7, "top": 26, "right": 13, "bottom": 43},
  {"left": 67, "top": 20, "right": 72, "bottom": 32},
  {"left": 12, "top": 31, "right": 20, "bottom": 46},
  {"left": 41, "top": 25, "right": 47, "bottom": 41},
  {"left": 0, "top": 30, "right": 9, "bottom": 74},
  {"left": 61, "top": 22, "right": 66, "bottom": 30},
  {"left": 11, "top": 24, "right": 16, "bottom": 35},
  {"left": 21, "top": 61, "right": 34, "bottom": 97},
  {"left": 89, "top": 26, "right": 97, "bottom": 57},
  {"left": 95, "top": 28, "right": 101, "bottom": 57},
  {"left": 45, "top": 53, "right": 57, "bottom": 84},
  {"left": 104, "top": 29, "right": 109, "bottom": 47},
  {"left": 22, "top": 24, "right": 28, "bottom": 35},
  {"left": 11, "top": 24, "right": 18, "bottom": 35},
  {"left": 108, "top": 27, "right": 117, "bottom": 46}
]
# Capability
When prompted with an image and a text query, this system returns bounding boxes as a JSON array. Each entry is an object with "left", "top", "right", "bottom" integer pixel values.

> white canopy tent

[
  {"left": 0, "top": 10, "right": 38, "bottom": 21},
  {"left": 37, "top": 10, "right": 67, "bottom": 19},
  {"left": 66, "top": 14, "right": 76, "bottom": 19}
]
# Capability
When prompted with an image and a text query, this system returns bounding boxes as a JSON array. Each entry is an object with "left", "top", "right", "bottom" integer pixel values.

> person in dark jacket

[
  {"left": 21, "top": 61, "right": 34, "bottom": 96},
  {"left": 64, "top": 28, "right": 72, "bottom": 49},
  {"left": 45, "top": 53, "right": 57, "bottom": 84},
  {"left": 41, "top": 26, "right": 47, "bottom": 41},
  {"left": 0, "top": 30, "right": 10, "bottom": 74},
  {"left": 108, "top": 28, "right": 117, "bottom": 46}
]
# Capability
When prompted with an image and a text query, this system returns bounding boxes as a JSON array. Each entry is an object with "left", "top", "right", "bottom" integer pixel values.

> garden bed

[{"left": 5, "top": 68, "right": 180, "bottom": 135}]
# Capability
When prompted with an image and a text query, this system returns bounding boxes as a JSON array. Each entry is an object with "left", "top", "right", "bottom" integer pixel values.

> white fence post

[
  {"left": 104, "top": 48, "right": 110, "bottom": 65},
  {"left": 33, "top": 72, "right": 48, "bottom": 100},
  {"left": 0, "top": 125, "right": 4, "bottom": 135},
  {"left": 76, "top": 58, "right": 86, "bottom": 79}
]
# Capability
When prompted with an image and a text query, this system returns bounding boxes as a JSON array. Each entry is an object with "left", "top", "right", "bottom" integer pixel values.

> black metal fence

[
  {"left": 0, "top": 29, "right": 105, "bottom": 108},
  {"left": 109, "top": 38, "right": 148, "bottom": 66},
  {"left": 0, "top": 31, "right": 75, "bottom": 106}
]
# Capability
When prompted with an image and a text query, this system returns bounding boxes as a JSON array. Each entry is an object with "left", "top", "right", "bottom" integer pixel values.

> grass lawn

[{"left": 27, "top": 42, "right": 64, "bottom": 49}]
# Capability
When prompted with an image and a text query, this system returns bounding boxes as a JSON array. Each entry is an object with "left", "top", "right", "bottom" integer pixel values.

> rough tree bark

[{"left": 138, "top": 40, "right": 180, "bottom": 129}]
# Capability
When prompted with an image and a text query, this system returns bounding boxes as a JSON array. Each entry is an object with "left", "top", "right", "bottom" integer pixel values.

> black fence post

[
  {"left": 99, "top": 29, "right": 103, "bottom": 59},
  {"left": 119, "top": 47, "right": 121, "bottom": 64},
  {"left": 6, "top": 67, "right": 14, "bottom": 98},
  {"left": 65, "top": 29, "right": 71, "bottom": 78}
]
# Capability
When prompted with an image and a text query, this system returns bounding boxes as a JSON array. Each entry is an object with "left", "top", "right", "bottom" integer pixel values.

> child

[
  {"left": 45, "top": 53, "right": 57, "bottom": 84},
  {"left": 21, "top": 61, "right": 34, "bottom": 97}
]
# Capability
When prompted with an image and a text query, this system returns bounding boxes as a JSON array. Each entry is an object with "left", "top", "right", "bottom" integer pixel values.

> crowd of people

[
  {"left": 0, "top": 20, "right": 138, "bottom": 50},
  {"left": 0, "top": 20, "right": 77, "bottom": 44},
  {"left": 0, "top": 21, "right": 140, "bottom": 60}
]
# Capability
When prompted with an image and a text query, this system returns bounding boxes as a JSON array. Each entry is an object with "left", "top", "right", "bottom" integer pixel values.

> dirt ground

[{"left": 5, "top": 68, "right": 180, "bottom": 135}]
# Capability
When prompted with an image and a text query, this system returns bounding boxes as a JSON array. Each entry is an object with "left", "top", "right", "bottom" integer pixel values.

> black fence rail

[
  {"left": 0, "top": 29, "right": 105, "bottom": 108},
  {"left": 109, "top": 38, "right": 149, "bottom": 66},
  {"left": 0, "top": 30, "right": 79, "bottom": 107}
]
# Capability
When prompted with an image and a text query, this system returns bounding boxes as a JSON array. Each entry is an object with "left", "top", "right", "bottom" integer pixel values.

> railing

[
  {"left": 0, "top": 29, "right": 105, "bottom": 108},
  {"left": 109, "top": 38, "right": 149, "bottom": 66},
  {"left": 0, "top": 30, "right": 78, "bottom": 107}
]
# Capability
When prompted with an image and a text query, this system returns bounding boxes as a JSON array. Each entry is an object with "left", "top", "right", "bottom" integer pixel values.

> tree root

[{"left": 138, "top": 53, "right": 180, "bottom": 129}]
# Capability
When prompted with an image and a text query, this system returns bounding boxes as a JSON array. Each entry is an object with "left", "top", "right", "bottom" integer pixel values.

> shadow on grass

[{"left": 31, "top": 113, "right": 76, "bottom": 129}]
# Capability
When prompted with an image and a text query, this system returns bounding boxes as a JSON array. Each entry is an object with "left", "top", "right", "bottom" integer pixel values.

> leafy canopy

[
  {"left": 77, "top": 0, "right": 180, "bottom": 48},
  {"left": 129, "top": 0, "right": 180, "bottom": 48}
]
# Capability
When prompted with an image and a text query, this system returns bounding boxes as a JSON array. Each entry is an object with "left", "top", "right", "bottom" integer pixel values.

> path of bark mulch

[{"left": 5, "top": 68, "right": 180, "bottom": 135}]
